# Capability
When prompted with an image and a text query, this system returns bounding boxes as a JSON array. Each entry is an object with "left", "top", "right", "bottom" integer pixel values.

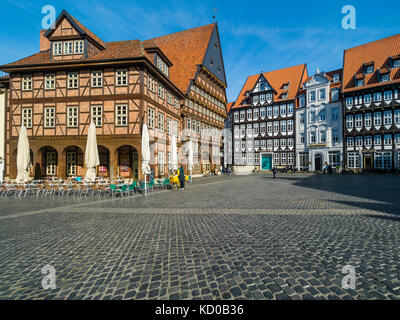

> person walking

[
  {"left": 272, "top": 167, "right": 277, "bottom": 179},
  {"left": 178, "top": 166, "right": 185, "bottom": 190}
]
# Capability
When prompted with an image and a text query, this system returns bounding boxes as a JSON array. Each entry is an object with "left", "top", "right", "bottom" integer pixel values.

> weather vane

[{"left": 213, "top": 6, "right": 218, "bottom": 23}]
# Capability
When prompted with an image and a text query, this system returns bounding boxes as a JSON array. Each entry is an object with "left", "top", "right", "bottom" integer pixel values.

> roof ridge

[
  {"left": 250, "top": 63, "right": 307, "bottom": 78},
  {"left": 145, "top": 23, "right": 215, "bottom": 42},
  {"left": 344, "top": 32, "right": 400, "bottom": 52}
]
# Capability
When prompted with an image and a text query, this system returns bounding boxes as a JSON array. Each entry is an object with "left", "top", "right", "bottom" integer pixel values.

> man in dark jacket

[
  {"left": 178, "top": 166, "right": 185, "bottom": 190},
  {"left": 272, "top": 167, "right": 277, "bottom": 179}
]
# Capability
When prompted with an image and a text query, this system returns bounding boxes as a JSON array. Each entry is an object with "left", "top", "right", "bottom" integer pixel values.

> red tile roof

[
  {"left": 143, "top": 24, "right": 216, "bottom": 93},
  {"left": 69, "top": 14, "right": 105, "bottom": 48},
  {"left": 343, "top": 33, "right": 400, "bottom": 92},
  {"left": 232, "top": 64, "right": 308, "bottom": 110},
  {"left": 226, "top": 102, "right": 234, "bottom": 113}
]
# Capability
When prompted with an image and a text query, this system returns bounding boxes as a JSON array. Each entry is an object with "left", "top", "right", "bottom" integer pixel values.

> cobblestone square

[{"left": 1, "top": 173, "right": 400, "bottom": 300}]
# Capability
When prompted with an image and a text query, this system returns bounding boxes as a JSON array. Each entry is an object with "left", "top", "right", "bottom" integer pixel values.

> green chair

[
  {"left": 109, "top": 184, "right": 116, "bottom": 197},
  {"left": 128, "top": 182, "right": 137, "bottom": 195},
  {"left": 162, "top": 178, "right": 170, "bottom": 189}
]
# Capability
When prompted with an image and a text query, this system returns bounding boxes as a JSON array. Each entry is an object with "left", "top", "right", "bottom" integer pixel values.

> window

[
  {"left": 280, "top": 121, "right": 286, "bottom": 132},
  {"left": 384, "top": 111, "right": 392, "bottom": 125},
  {"left": 395, "top": 134, "right": 400, "bottom": 145},
  {"left": 66, "top": 151, "right": 76, "bottom": 176},
  {"left": 74, "top": 40, "right": 84, "bottom": 54},
  {"left": 240, "top": 125, "right": 245, "bottom": 136},
  {"left": 253, "top": 95, "right": 259, "bottom": 104},
  {"left": 260, "top": 122, "right": 266, "bottom": 134},
  {"left": 46, "top": 152, "right": 56, "bottom": 176},
  {"left": 247, "top": 124, "right": 252, "bottom": 137},
  {"left": 280, "top": 105, "right": 286, "bottom": 116},
  {"left": 22, "top": 108, "right": 32, "bottom": 128},
  {"left": 288, "top": 104, "right": 294, "bottom": 115},
  {"left": 355, "top": 114, "right": 362, "bottom": 128},
  {"left": 147, "top": 107, "right": 155, "bottom": 129},
  {"left": 333, "top": 74, "right": 340, "bottom": 82},
  {"left": 365, "top": 136, "right": 372, "bottom": 147},
  {"left": 22, "top": 75, "right": 32, "bottom": 91},
  {"left": 67, "top": 106, "right": 78, "bottom": 127},
  {"left": 274, "top": 139, "right": 279, "bottom": 148},
  {"left": 395, "top": 110, "right": 400, "bottom": 124},
  {"left": 240, "top": 111, "right": 245, "bottom": 121},
  {"left": 364, "top": 113, "right": 372, "bottom": 127},
  {"left": 355, "top": 136, "right": 363, "bottom": 147},
  {"left": 274, "top": 122, "right": 279, "bottom": 133},
  {"left": 320, "top": 131, "right": 326, "bottom": 143},
  {"left": 45, "top": 74, "right": 55, "bottom": 90},
  {"left": 382, "top": 74, "right": 390, "bottom": 82},
  {"left": 91, "top": 71, "right": 103, "bottom": 87},
  {"left": 253, "top": 123, "right": 259, "bottom": 135},
  {"left": 68, "top": 72, "right": 78, "bottom": 88},
  {"left": 384, "top": 90, "right": 393, "bottom": 100},
  {"left": 346, "top": 97, "right": 353, "bottom": 106},
  {"left": 253, "top": 108, "right": 259, "bottom": 119},
  {"left": 247, "top": 109, "right": 252, "bottom": 120},
  {"left": 384, "top": 134, "right": 392, "bottom": 146},
  {"left": 356, "top": 79, "right": 364, "bottom": 87},
  {"left": 364, "top": 94, "right": 372, "bottom": 103},
  {"left": 299, "top": 114, "right": 305, "bottom": 124},
  {"left": 266, "top": 93, "right": 273, "bottom": 101},
  {"left": 158, "top": 82, "right": 165, "bottom": 98},
  {"left": 116, "top": 105, "right": 127, "bottom": 126},
  {"left": 332, "top": 108, "right": 339, "bottom": 121},
  {"left": 346, "top": 115, "right": 354, "bottom": 129},
  {"left": 347, "top": 137, "right": 354, "bottom": 147},
  {"left": 187, "top": 118, "right": 191, "bottom": 130},
  {"left": 281, "top": 153, "right": 287, "bottom": 165},
  {"left": 347, "top": 152, "right": 360, "bottom": 168},
  {"left": 44, "top": 107, "right": 55, "bottom": 128},
  {"left": 366, "top": 65, "right": 374, "bottom": 74},
  {"left": 375, "top": 152, "right": 391, "bottom": 169},
  {"left": 267, "top": 107, "right": 272, "bottom": 117},
  {"left": 319, "top": 88, "right": 326, "bottom": 100},
  {"left": 260, "top": 94, "right": 265, "bottom": 104},
  {"left": 148, "top": 75, "right": 156, "bottom": 92},
  {"left": 64, "top": 41, "right": 73, "bottom": 55},
  {"left": 91, "top": 106, "right": 102, "bottom": 127},
  {"left": 374, "top": 112, "right": 382, "bottom": 127},
  {"left": 310, "top": 111, "right": 316, "bottom": 123},
  {"left": 332, "top": 129, "right": 339, "bottom": 143},
  {"left": 266, "top": 122, "right": 272, "bottom": 134},
  {"left": 374, "top": 135, "right": 382, "bottom": 146},
  {"left": 394, "top": 59, "right": 400, "bottom": 68},
  {"left": 273, "top": 106, "right": 279, "bottom": 117},
  {"left": 374, "top": 92, "right": 382, "bottom": 102},
  {"left": 287, "top": 120, "right": 294, "bottom": 132},
  {"left": 167, "top": 117, "right": 172, "bottom": 135},
  {"left": 310, "top": 132, "right": 316, "bottom": 143},
  {"left": 260, "top": 107, "right": 266, "bottom": 118},
  {"left": 309, "top": 91, "right": 316, "bottom": 102},
  {"left": 331, "top": 88, "right": 339, "bottom": 101},
  {"left": 157, "top": 113, "right": 164, "bottom": 132},
  {"left": 300, "top": 133, "right": 305, "bottom": 144},
  {"left": 234, "top": 112, "right": 239, "bottom": 122},
  {"left": 288, "top": 138, "right": 294, "bottom": 148},
  {"left": 329, "top": 151, "right": 340, "bottom": 166},
  {"left": 274, "top": 153, "right": 280, "bottom": 165},
  {"left": 299, "top": 95, "right": 306, "bottom": 107},
  {"left": 53, "top": 42, "right": 62, "bottom": 56},
  {"left": 116, "top": 69, "right": 128, "bottom": 86},
  {"left": 158, "top": 152, "right": 165, "bottom": 175},
  {"left": 319, "top": 110, "right": 326, "bottom": 122}
]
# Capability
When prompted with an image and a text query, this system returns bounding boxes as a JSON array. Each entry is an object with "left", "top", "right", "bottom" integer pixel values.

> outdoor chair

[
  {"left": 128, "top": 182, "right": 137, "bottom": 196},
  {"left": 61, "top": 185, "right": 74, "bottom": 197},
  {"left": 44, "top": 184, "right": 53, "bottom": 197}
]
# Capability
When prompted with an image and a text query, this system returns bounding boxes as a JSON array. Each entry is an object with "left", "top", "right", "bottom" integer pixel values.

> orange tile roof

[
  {"left": 143, "top": 24, "right": 216, "bottom": 93},
  {"left": 343, "top": 33, "right": 400, "bottom": 92},
  {"left": 232, "top": 64, "right": 308, "bottom": 110},
  {"left": 226, "top": 102, "right": 234, "bottom": 113}
]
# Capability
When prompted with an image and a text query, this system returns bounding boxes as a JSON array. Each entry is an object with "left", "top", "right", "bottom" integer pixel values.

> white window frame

[
  {"left": 91, "top": 71, "right": 103, "bottom": 88},
  {"left": 22, "top": 74, "right": 32, "bottom": 91},
  {"left": 44, "top": 107, "right": 55, "bottom": 128},
  {"left": 67, "top": 72, "right": 78, "bottom": 89},
  {"left": 91, "top": 105, "right": 103, "bottom": 127},
  {"left": 116, "top": 104, "right": 128, "bottom": 127},
  {"left": 22, "top": 108, "right": 32, "bottom": 128},
  {"left": 45, "top": 74, "right": 55, "bottom": 90},
  {"left": 74, "top": 40, "right": 84, "bottom": 54},
  {"left": 148, "top": 107, "right": 155, "bottom": 129},
  {"left": 67, "top": 106, "right": 78, "bottom": 128},
  {"left": 53, "top": 42, "right": 62, "bottom": 56},
  {"left": 116, "top": 69, "right": 128, "bottom": 86}
]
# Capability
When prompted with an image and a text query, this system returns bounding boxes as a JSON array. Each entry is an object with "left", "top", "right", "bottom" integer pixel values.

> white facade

[{"left": 296, "top": 70, "right": 343, "bottom": 171}]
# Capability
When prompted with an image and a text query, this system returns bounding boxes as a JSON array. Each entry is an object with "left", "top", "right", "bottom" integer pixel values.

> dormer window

[
  {"left": 283, "top": 83, "right": 289, "bottom": 90},
  {"left": 333, "top": 74, "right": 339, "bottom": 82},
  {"left": 281, "top": 93, "right": 288, "bottom": 99},
  {"left": 53, "top": 42, "right": 62, "bottom": 56},
  {"left": 366, "top": 65, "right": 374, "bottom": 74},
  {"left": 64, "top": 41, "right": 73, "bottom": 55},
  {"left": 381, "top": 73, "right": 390, "bottom": 82},
  {"left": 156, "top": 55, "right": 169, "bottom": 77},
  {"left": 356, "top": 79, "right": 364, "bottom": 87},
  {"left": 394, "top": 59, "right": 400, "bottom": 68}
]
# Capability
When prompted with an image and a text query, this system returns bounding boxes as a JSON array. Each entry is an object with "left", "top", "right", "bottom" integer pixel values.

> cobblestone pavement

[{"left": 1, "top": 173, "right": 400, "bottom": 300}]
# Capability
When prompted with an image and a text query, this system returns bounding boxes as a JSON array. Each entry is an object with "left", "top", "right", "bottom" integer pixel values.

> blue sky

[{"left": 1, "top": 0, "right": 400, "bottom": 102}]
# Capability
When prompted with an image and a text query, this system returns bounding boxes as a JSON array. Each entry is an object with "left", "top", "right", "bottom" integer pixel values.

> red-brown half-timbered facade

[{"left": 0, "top": 10, "right": 185, "bottom": 180}]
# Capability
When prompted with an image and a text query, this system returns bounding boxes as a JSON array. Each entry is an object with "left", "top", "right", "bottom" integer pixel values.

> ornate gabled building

[
  {"left": 0, "top": 9, "right": 186, "bottom": 180},
  {"left": 342, "top": 33, "right": 400, "bottom": 172},
  {"left": 295, "top": 69, "right": 343, "bottom": 171},
  {"left": 143, "top": 23, "right": 228, "bottom": 175},
  {"left": 231, "top": 64, "right": 308, "bottom": 173}
]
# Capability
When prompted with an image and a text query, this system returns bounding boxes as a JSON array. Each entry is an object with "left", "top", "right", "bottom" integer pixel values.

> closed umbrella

[
  {"left": 170, "top": 134, "right": 178, "bottom": 172},
  {"left": 16, "top": 125, "right": 31, "bottom": 183},
  {"left": 85, "top": 123, "right": 100, "bottom": 182},
  {"left": 141, "top": 123, "right": 151, "bottom": 196}
]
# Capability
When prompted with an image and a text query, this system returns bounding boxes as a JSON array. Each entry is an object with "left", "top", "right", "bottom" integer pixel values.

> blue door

[{"left": 261, "top": 155, "right": 272, "bottom": 170}]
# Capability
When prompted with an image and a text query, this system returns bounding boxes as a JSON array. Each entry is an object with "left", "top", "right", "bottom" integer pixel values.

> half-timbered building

[
  {"left": 143, "top": 24, "right": 228, "bottom": 175},
  {"left": 231, "top": 64, "right": 308, "bottom": 173},
  {"left": 0, "top": 10, "right": 187, "bottom": 180},
  {"left": 0, "top": 76, "right": 8, "bottom": 163},
  {"left": 342, "top": 34, "right": 400, "bottom": 172}
]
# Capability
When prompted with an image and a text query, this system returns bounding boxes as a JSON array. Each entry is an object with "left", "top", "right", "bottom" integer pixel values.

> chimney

[{"left": 40, "top": 30, "right": 51, "bottom": 52}]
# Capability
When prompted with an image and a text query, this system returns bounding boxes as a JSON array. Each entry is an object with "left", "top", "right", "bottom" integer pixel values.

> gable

[
  {"left": 50, "top": 17, "right": 81, "bottom": 39},
  {"left": 202, "top": 25, "right": 227, "bottom": 86},
  {"left": 252, "top": 74, "right": 274, "bottom": 93}
]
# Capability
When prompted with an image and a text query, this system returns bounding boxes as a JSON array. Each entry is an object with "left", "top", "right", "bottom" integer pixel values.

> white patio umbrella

[
  {"left": 187, "top": 140, "right": 193, "bottom": 183},
  {"left": 170, "top": 134, "right": 178, "bottom": 172},
  {"left": 16, "top": 125, "right": 31, "bottom": 183},
  {"left": 84, "top": 123, "right": 100, "bottom": 182},
  {"left": 141, "top": 123, "right": 151, "bottom": 196}
]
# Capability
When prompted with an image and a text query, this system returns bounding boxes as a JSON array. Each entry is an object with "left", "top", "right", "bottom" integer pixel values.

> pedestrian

[
  {"left": 272, "top": 167, "right": 277, "bottom": 179},
  {"left": 178, "top": 166, "right": 185, "bottom": 190}
]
